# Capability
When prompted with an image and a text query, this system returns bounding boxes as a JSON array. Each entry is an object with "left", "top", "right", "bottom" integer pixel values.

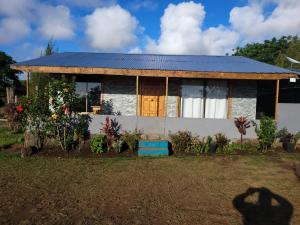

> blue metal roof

[{"left": 15, "top": 52, "right": 297, "bottom": 74}]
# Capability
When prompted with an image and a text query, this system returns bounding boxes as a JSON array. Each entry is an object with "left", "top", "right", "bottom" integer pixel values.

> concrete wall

[
  {"left": 231, "top": 80, "right": 257, "bottom": 120},
  {"left": 278, "top": 103, "right": 300, "bottom": 132},
  {"left": 90, "top": 115, "right": 257, "bottom": 139}
]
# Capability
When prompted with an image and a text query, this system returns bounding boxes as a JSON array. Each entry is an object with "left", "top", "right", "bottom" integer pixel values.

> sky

[{"left": 0, "top": 0, "right": 299, "bottom": 62}]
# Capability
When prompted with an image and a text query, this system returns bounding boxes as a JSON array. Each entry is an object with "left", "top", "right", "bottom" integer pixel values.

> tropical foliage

[{"left": 233, "top": 36, "right": 300, "bottom": 70}]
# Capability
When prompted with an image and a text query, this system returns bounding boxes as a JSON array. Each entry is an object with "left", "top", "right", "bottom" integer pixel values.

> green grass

[
  {"left": 0, "top": 152, "right": 300, "bottom": 225},
  {"left": 0, "top": 122, "right": 23, "bottom": 149}
]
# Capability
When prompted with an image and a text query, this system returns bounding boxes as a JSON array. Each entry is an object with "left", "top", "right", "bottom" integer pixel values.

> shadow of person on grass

[{"left": 233, "top": 187, "right": 293, "bottom": 225}]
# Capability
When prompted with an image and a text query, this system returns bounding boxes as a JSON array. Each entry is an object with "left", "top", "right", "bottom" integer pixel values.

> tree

[
  {"left": 233, "top": 36, "right": 300, "bottom": 70},
  {"left": 0, "top": 51, "right": 20, "bottom": 89},
  {"left": 29, "top": 39, "right": 57, "bottom": 95}
]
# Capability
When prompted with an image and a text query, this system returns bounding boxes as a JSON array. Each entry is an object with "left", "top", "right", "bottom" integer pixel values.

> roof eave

[{"left": 10, "top": 64, "right": 298, "bottom": 80}]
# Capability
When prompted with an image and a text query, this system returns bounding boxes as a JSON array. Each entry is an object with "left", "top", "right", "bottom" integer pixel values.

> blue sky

[{"left": 0, "top": 0, "right": 299, "bottom": 62}]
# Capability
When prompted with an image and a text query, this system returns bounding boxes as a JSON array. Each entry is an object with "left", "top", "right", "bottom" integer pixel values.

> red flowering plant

[
  {"left": 17, "top": 87, "right": 51, "bottom": 151},
  {"left": 47, "top": 76, "right": 91, "bottom": 151}
]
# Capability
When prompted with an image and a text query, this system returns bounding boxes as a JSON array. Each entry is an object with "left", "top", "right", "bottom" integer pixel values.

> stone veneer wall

[
  {"left": 167, "top": 80, "right": 178, "bottom": 117},
  {"left": 231, "top": 80, "right": 257, "bottom": 120},
  {"left": 101, "top": 76, "right": 136, "bottom": 116}
]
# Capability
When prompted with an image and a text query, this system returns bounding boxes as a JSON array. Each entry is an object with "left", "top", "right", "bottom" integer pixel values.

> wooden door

[{"left": 140, "top": 78, "right": 165, "bottom": 117}]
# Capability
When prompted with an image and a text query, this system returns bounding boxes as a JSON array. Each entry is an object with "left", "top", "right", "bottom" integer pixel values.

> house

[{"left": 11, "top": 53, "right": 299, "bottom": 138}]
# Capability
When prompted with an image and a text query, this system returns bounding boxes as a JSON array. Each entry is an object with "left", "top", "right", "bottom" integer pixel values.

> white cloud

[
  {"left": 0, "top": 0, "right": 35, "bottom": 18},
  {"left": 130, "top": 0, "right": 159, "bottom": 11},
  {"left": 0, "top": 0, "right": 75, "bottom": 44},
  {"left": 0, "top": 17, "right": 31, "bottom": 44},
  {"left": 230, "top": 0, "right": 300, "bottom": 42},
  {"left": 37, "top": 5, "right": 74, "bottom": 40},
  {"left": 129, "top": 47, "right": 142, "bottom": 54},
  {"left": 145, "top": 1, "right": 239, "bottom": 55},
  {"left": 85, "top": 5, "right": 138, "bottom": 51},
  {"left": 56, "top": 0, "right": 116, "bottom": 8}
]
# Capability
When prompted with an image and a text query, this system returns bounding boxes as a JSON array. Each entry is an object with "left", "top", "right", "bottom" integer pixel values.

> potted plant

[
  {"left": 207, "top": 136, "right": 218, "bottom": 153},
  {"left": 277, "top": 128, "right": 295, "bottom": 152}
]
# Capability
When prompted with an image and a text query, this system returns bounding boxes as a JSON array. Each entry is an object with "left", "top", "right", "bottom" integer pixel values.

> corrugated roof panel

[{"left": 15, "top": 52, "right": 296, "bottom": 74}]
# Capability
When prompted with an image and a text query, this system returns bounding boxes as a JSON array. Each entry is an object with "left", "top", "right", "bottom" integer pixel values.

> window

[
  {"left": 181, "top": 80, "right": 228, "bottom": 119},
  {"left": 181, "top": 81, "right": 205, "bottom": 118},
  {"left": 76, "top": 82, "right": 101, "bottom": 112}
]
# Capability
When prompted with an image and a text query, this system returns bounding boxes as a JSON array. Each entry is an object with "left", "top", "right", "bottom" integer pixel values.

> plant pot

[
  {"left": 209, "top": 144, "right": 218, "bottom": 153},
  {"left": 283, "top": 142, "right": 295, "bottom": 153}
]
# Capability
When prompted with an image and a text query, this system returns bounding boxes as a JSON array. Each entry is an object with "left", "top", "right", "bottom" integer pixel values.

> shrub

[
  {"left": 121, "top": 130, "right": 141, "bottom": 151},
  {"left": 215, "top": 133, "right": 230, "bottom": 151},
  {"left": 91, "top": 135, "right": 106, "bottom": 154},
  {"left": 101, "top": 117, "right": 121, "bottom": 151},
  {"left": 17, "top": 89, "right": 51, "bottom": 151},
  {"left": 169, "top": 131, "right": 192, "bottom": 152},
  {"left": 222, "top": 142, "right": 239, "bottom": 154},
  {"left": 295, "top": 132, "right": 300, "bottom": 145},
  {"left": 48, "top": 77, "right": 91, "bottom": 152},
  {"left": 252, "top": 115, "right": 277, "bottom": 151},
  {"left": 234, "top": 116, "right": 251, "bottom": 150},
  {"left": 112, "top": 139, "right": 123, "bottom": 153},
  {"left": 191, "top": 136, "right": 209, "bottom": 153}
]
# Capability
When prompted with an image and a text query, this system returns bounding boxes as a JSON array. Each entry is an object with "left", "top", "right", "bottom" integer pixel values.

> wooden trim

[
  {"left": 136, "top": 76, "right": 139, "bottom": 116},
  {"left": 26, "top": 72, "right": 29, "bottom": 97},
  {"left": 165, "top": 77, "right": 169, "bottom": 117},
  {"left": 11, "top": 65, "right": 298, "bottom": 80},
  {"left": 275, "top": 79, "right": 280, "bottom": 120},
  {"left": 227, "top": 80, "right": 233, "bottom": 119}
]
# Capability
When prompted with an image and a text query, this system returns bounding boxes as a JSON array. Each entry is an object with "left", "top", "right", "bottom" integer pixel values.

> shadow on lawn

[{"left": 233, "top": 187, "right": 293, "bottom": 225}]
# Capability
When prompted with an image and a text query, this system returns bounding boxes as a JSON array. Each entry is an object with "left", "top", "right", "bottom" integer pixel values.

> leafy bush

[
  {"left": 252, "top": 115, "right": 277, "bottom": 151},
  {"left": 101, "top": 117, "right": 121, "bottom": 151},
  {"left": 48, "top": 77, "right": 91, "bottom": 151},
  {"left": 121, "top": 130, "right": 141, "bottom": 151},
  {"left": 191, "top": 136, "right": 209, "bottom": 153},
  {"left": 295, "top": 132, "right": 300, "bottom": 145},
  {"left": 112, "top": 139, "right": 123, "bottom": 153},
  {"left": 17, "top": 88, "right": 50, "bottom": 151},
  {"left": 222, "top": 142, "right": 239, "bottom": 154},
  {"left": 215, "top": 133, "right": 230, "bottom": 151},
  {"left": 91, "top": 135, "right": 106, "bottom": 154},
  {"left": 169, "top": 131, "right": 192, "bottom": 152}
]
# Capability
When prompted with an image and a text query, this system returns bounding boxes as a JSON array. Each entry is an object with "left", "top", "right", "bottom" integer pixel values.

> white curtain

[
  {"left": 205, "top": 80, "right": 228, "bottom": 119},
  {"left": 181, "top": 82, "right": 204, "bottom": 118}
]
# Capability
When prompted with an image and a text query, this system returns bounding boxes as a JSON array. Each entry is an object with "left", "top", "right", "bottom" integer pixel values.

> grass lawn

[
  {"left": 0, "top": 123, "right": 23, "bottom": 149},
  {"left": 0, "top": 152, "right": 300, "bottom": 225}
]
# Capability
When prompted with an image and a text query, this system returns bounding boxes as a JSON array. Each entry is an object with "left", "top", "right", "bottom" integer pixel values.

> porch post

[
  {"left": 165, "top": 76, "right": 169, "bottom": 117},
  {"left": 136, "top": 76, "right": 139, "bottom": 116},
  {"left": 275, "top": 79, "right": 280, "bottom": 120},
  {"left": 26, "top": 72, "right": 29, "bottom": 97}
]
